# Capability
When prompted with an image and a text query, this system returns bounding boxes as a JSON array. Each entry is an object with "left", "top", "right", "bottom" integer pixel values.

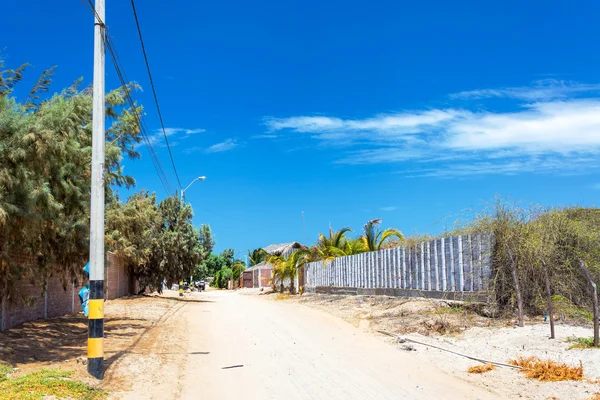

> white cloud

[
  {"left": 205, "top": 139, "right": 238, "bottom": 153},
  {"left": 265, "top": 110, "right": 460, "bottom": 137},
  {"left": 265, "top": 85, "right": 600, "bottom": 177},
  {"left": 252, "top": 134, "right": 279, "bottom": 139},
  {"left": 160, "top": 127, "right": 206, "bottom": 136},
  {"left": 451, "top": 80, "right": 600, "bottom": 101},
  {"left": 143, "top": 127, "right": 206, "bottom": 148},
  {"left": 380, "top": 206, "right": 397, "bottom": 212}
]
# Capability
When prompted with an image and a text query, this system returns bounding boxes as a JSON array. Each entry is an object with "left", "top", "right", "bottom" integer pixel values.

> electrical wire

[
  {"left": 80, "top": 0, "right": 175, "bottom": 195},
  {"left": 129, "top": 0, "right": 183, "bottom": 191},
  {"left": 105, "top": 36, "right": 175, "bottom": 195},
  {"left": 80, "top": 1, "right": 252, "bottom": 223}
]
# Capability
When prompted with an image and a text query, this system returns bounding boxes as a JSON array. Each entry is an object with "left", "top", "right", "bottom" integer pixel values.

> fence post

[
  {"left": 372, "top": 252, "right": 377, "bottom": 288},
  {"left": 441, "top": 238, "right": 447, "bottom": 291},
  {"left": 458, "top": 235, "right": 464, "bottom": 291},
  {"left": 433, "top": 240, "right": 439, "bottom": 291},
  {"left": 478, "top": 233, "right": 484, "bottom": 290},
  {"left": 426, "top": 242, "right": 431, "bottom": 290}
]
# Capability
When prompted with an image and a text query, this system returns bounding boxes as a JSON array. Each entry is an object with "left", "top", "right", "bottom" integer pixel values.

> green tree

[
  {"left": 360, "top": 219, "right": 404, "bottom": 251},
  {"left": 248, "top": 248, "right": 267, "bottom": 266},
  {"left": 106, "top": 191, "right": 159, "bottom": 285},
  {"left": 146, "top": 196, "right": 203, "bottom": 290},
  {"left": 0, "top": 60, "right": 142, "bottom": 301},
  {"left": 314, "top": 227, "right": 353, "bottom": 261}
]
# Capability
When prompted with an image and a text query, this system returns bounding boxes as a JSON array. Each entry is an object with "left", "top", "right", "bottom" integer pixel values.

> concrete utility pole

[{"left": 88, "top": 0, "right": 106, "bottom": 379}]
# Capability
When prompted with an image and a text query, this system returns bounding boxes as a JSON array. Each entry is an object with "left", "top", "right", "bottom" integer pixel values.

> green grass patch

[
  {"left": 0, "top": 369, "right": 106, "bottom": 400},
  {"left": 0, "top": 364, "right": 12, "bottom": 383},
  {"left": 567, "top": 337, "right": 598, "bottom": 350},
  {"left": 552, "top": 295, "right": 594, "bottom": 322},
  {"left": 430, "top": 304, "right": 464, "bottom": 315}
]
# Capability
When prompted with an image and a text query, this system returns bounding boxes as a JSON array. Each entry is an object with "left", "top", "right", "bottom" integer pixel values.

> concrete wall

[
  {"left": 304, "top": 233, "right": 493, "bottom": 296},
  {"left": 250, "top": 266, "right": 272, "bottom": 288},
  {"left": 1, "top": 252, "right": 134, "bottom": 331}
]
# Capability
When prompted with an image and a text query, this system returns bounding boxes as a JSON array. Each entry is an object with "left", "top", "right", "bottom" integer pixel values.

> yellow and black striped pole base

[
  {"left": 88, "top": 280, "right": 104, "bottom": 379},
  {"left": 179, "top": 280, "right": 183, "bottom": 297}
]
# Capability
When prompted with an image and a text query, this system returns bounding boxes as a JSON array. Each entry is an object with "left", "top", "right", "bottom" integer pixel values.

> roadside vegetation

[
  {"left": 197, "top": 249, "right": 246, "bottom": 289},
  {"left": 249, "top": 218, "right": 404, "bottom": 294},
  {"left": 253, "top": 199, "right": 599, "bottom": 346},
  {"left": 0, "top": 368, "right": 105, "bottom": 400},
  {"left": 0, "top": 59, "right": 219, "bottom": 302}
]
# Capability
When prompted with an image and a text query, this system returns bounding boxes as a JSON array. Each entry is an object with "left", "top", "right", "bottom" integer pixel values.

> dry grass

[
  {"left": 274, "top": 293, "right": 290, "bottom": 301},
  {"left": 509, "top": 356, "right": 583, "bottom": 381},
  {"left": 467, "top": 363, "right": 495, "bottom": 374},
  {"left": 588, "top": 394, "right": 600, "bottom": 400}
]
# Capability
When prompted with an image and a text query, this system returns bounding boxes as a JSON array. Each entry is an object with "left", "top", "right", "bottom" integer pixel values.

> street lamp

[
  {"left": 181, "top": 176, "right": 206, "bottom": 202},
  {"left": 179, "top": 176, "right": 206, "bottom": 296}
]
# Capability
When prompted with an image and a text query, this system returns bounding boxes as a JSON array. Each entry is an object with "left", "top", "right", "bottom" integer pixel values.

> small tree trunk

[
  {"left": 542, "top": 260, "right": 555, "bottom": 339},
  {"left": 579, "top": 260, "right": 599, "bottom": 347},
  {"left": 506, "top": 244, "right": 524, "bottom": 327}
]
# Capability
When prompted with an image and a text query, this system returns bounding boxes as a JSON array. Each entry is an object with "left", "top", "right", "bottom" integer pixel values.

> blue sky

[{"left": 2, "top": 0, "right": 599, "bottom": 255}]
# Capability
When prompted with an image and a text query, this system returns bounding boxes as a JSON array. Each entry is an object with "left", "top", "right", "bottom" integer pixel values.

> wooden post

[
  {"left": 542, "top": 260, "right": 555, "bottom": 339},
  {"left": 579, "top": 260, "right": 599, "bottom": 347},
  {"left": 506, "top": 243, "right": 524, "bottom": 327}
]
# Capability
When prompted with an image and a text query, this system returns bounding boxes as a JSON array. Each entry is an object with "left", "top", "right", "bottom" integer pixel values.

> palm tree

[
  {"left": 286, "top": 248, "right": 314, "bottom": 294},
  {"left": 315, "top": 227, "right": 353, "bottom": 261},
  {"left": 248, "top": 248, "right": 267, "bottom": 266},
  {"left": 361, "top": 219, "right": 404, "bottom": 251},
  {"left": 267, "top": 254, "right": 285, "bottom": 292},
  {"left": 344, "top": 238, "right": 367, "bottom": 255}
]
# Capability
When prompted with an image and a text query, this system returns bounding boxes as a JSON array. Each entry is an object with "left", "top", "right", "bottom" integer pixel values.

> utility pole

[
  {"left": 88, "top": 0, "right": 106, "bottom": 379},
  {"left": 179, "top": 190, "right": 184, "bottom": 297}
]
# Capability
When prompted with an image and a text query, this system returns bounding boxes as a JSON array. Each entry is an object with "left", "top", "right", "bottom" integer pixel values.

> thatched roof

[{"left": 263, "top": 242, "right": 302, "bottom": 256}]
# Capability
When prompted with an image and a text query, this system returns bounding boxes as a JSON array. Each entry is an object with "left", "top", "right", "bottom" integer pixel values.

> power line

[
  {"left": 80, "top": 0, "right": 175, "bottom": 195},
  {"left": 129, "top": 0, "right": 183, "bottom": 191},
  {"left": 105, "top": 36, "right": 175, "bottom": 195}
]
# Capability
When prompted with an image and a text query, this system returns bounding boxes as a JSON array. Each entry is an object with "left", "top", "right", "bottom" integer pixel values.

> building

[{"left": 241, "top": 242, "right": 303, "bottom": 289}]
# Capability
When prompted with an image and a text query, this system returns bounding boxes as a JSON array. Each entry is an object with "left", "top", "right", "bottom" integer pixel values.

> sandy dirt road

[{"left": 179, "top": 290, "right": 499, "bottom": 400}]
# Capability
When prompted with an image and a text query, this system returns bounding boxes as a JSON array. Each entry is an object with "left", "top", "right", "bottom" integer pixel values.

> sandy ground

[
  {"left": 288, "top": 292, "right": 600, "bottom": 400},
  {"left": 0, "top": 294, "right": 191, "bottom": 398},
  {"left": 2, "top": 290, "right": 598, "bottom": 399},
  {"left": 181, "top": 289, "right": 498, "bottom": 400}
]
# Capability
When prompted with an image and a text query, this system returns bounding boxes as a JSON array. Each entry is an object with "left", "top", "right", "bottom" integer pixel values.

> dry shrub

[
  {"left": 467, "top": 363, "right": 495, "bottom": 374},
  {"left": 509, "top": 356, "right": 583, "bottom": 381}
]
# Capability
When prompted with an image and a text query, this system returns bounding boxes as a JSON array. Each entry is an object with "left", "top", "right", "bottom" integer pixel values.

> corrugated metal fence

[{"left": 304, "top": 233, "right": 493, "bottom": 293}]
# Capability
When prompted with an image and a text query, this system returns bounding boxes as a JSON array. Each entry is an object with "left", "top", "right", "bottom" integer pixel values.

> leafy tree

[
  {"left": 106, "top": 191, "right": 159, "bottom": 284},
  {"left": 231, "top": 260, "right": 246, "bottom": 281},
  {"left": 198, "top": 224, "right": 215, "bottom": 261},
  {"left": 206, "top": 249, "right": 243, "bottom": 288},
  {"left": 144, "top": 196, "right": 203, "bottom": 290},
  {"left": 0, "top": 60, "right": 142, "bottom": 301}
]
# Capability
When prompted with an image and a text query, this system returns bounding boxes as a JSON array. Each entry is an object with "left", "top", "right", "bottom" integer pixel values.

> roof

[
  {"left": 245, "top": 262, "right": 270, "bottom": 272},
  {"left": 262, "top": 242, "right": 303, "bottom": 256}
]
